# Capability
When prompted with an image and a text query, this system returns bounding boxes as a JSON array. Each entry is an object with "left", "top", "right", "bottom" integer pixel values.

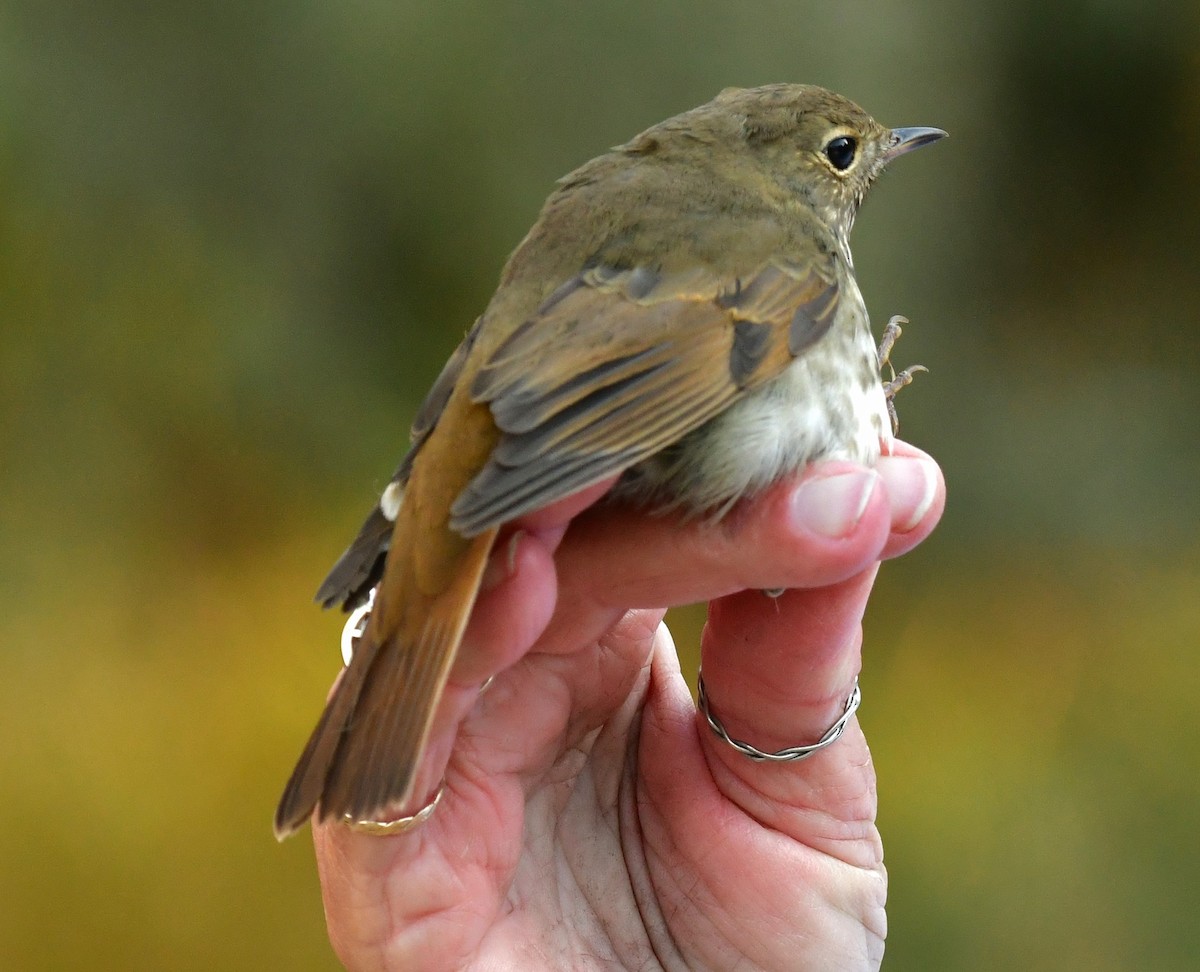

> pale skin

[{"left": 312, "top": 441, "right": 945, "bottom": 971}]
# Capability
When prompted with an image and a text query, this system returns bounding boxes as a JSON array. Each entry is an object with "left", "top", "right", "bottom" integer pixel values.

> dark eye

[{"left": 824, "top": 136, "right": 857, "bottom": 171}]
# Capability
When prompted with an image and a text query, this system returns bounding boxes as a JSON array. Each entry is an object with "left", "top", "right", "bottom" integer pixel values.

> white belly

[{"left": 617, "top": 309, "right": 891, "bottom": 516}]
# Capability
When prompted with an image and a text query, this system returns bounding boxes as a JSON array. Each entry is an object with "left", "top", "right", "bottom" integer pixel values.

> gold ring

[{"left": 341, "top": 785, "right": 445, "bottom": 836}]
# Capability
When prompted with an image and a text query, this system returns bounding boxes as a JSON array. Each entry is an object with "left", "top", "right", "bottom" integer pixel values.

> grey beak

[{"left": 885, "top": 126, "right": 948, "bottom": 161}]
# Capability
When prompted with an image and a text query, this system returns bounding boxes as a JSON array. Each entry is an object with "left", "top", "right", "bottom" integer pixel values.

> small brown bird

[{"left": 274, "top": 83, "right": 944, "bottom": 838}]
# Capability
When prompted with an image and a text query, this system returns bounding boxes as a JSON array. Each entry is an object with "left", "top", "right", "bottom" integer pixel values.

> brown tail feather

[{"left": 274, "top": 527, "right": 498, "bottom": 839}]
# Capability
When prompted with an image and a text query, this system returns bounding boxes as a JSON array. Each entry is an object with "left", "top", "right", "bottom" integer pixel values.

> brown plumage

[{"left": 274, "top": 83, "right": 944, "bottom": 838}]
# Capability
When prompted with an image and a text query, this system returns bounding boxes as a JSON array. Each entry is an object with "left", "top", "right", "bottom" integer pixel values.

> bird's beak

[{"left": 884, "top": 126, "right": 948, "bottom": 162}]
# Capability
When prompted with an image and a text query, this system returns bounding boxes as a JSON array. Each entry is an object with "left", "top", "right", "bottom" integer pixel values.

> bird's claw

[{"left": 877, "top": 315, "right": 927, "bottom": 434}]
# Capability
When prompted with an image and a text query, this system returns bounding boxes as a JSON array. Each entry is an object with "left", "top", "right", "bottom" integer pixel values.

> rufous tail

[{"left": 274, "top": 527, "right": 498, "bottom": 839}]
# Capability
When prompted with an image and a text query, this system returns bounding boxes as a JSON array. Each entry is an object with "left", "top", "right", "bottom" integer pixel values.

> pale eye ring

[{"left": 824, "top": 136, "right": 857, "bottom": 171}]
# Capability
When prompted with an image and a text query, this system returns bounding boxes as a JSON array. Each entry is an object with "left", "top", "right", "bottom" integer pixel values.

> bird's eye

[{"left": 823, "top": 136, "right": 857, "bottom": 171}]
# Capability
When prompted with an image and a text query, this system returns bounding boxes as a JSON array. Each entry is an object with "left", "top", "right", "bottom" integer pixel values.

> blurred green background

[{"left": 3, "top": 1, "right": 1199, "bottom": 968}]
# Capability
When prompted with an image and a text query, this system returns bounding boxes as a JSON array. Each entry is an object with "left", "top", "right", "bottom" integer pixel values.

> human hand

[{"left": 312, "top": 441, "right": 944, "bottom": 971}]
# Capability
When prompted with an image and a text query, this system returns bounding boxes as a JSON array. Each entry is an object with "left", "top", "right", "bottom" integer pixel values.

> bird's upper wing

[{"left": 450, "top": 255, "right": 839, "bottom": 536}]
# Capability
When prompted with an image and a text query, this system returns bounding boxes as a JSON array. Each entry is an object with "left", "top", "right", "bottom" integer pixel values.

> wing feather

[{"left": 450, "top": 255, "right": 839, "bottom": 535}]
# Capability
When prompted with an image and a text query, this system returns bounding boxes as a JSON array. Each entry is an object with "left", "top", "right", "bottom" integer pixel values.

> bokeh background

[{"left": 4, "top": 1, "right": 1199, "bottom": 968}]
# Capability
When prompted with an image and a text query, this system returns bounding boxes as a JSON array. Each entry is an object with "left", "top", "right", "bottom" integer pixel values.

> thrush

[{"left": 275, "top": 83, "right": 944, "bottom": 838}]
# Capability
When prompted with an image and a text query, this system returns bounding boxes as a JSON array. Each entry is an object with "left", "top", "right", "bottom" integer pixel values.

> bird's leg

[
  {"left": 876, "top": 314, "right": 905, "bottom": 371},
  {"left": 878, "top": 315, "right": 927, "bottom": 434}
]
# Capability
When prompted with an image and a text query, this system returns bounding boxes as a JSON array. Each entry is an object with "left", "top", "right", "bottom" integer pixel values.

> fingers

[
  {"left": 684, "top": 444, "right": 942, "bottom": 843},
  {"left": 542, "top": 443, "right": 942, "bottom": 648},
  {"left": 877, "top": 440, "right": 944, "bottom": 560},
  {"left": 446, "top": 474, "right": 623, "bottom": 688},
  {"left": 431, "top": 443, "right": 939, "bottom": 709},
  {"left": 448, "top": 529, "right": 560, "bottom": 687},
  {"left": 326, "top": 445, "right": 942, "bottom": 841},
  {"left": 527, "top": 446, "right": 942, "bottom": 795},
  {"left": 636, "top": 625, "right": 889, "bottom": 964},
  {"left": 695, "top": 572, "right": 880, "bottom": 850},
  {"left": 399, "top": 526, "right": 564, "bottom": 809},
  {"left": 311, "top": 445, "right": 943, "bottom": 964}
]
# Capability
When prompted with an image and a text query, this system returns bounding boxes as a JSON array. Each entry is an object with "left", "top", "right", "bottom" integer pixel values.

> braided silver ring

[{"left": 697, "top": 670, "right": 861, "bottom": 762}]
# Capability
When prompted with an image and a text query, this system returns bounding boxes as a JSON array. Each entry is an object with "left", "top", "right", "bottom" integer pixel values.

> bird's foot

[{"left": 878, "top": 315, "right": 927, "bottom": 434}]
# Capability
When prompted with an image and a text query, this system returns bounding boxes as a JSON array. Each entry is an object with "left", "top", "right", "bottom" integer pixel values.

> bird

[{"left": 274, "top": 83, "right": 945, "bottom": 839}]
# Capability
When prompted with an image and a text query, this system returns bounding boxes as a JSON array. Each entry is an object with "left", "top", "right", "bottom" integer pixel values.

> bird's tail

[{"left": 274, "top": 527, "right": 498, "bottom": 839}]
